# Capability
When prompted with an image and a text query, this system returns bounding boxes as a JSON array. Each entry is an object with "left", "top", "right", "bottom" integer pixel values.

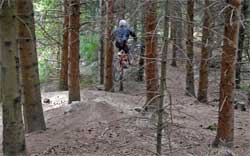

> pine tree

[
  {"left": 59, "top": 0, "right": 69, "bottom": 90},
  {"left": 145, "top": 0, "right": 159, "bottom": 110},
  {"left": 235, "top": 0, "right": 249, "bottom": 88},
  {"left": 197, "top": 0, "right": 213, "bottom": 103},
  {"left": 0, "top": 0, "right": 26, "bottom": 155},
  {"left": 99, "top": 0, "right": 105, "bottom": 84},
  {"left": 156, "top": 0, "right": 169, "bottom": 154},
  {"left": 213, "top": 0, "right": 241, "bottom": 148},
  {"left": 104, "top": 0, "right": 114, "bottom": 91},
  {"left": 68, "top": 0, "right": 81, "bottom": 103},
  {"left": 17, "top": 0, "right": 46, "bottom": 133},
  {"left": 185, "top": 0, "right": 195, "bottom": 96}
]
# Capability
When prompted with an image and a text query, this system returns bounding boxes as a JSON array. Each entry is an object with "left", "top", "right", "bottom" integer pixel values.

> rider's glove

[{"left": 134, "top": 37, "right": 137, "bottom": 42}]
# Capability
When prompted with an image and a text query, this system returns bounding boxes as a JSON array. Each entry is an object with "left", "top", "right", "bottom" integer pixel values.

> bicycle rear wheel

[{"left": 128, "top": 49, "right": 140, "bottom": 66}]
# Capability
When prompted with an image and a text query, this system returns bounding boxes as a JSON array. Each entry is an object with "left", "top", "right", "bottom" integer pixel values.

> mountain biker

[{"left": 112, "top": 19, "right": 137, "bottom": 58}]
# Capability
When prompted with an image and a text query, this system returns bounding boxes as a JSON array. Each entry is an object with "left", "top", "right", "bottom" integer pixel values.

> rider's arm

[{"left": 129, "top": 29, "right": 137, "bottom": 41}]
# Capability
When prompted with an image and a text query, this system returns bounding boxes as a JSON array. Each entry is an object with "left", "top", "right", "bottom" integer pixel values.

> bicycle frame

[
  {"left": 112, "top": 42, "right": 142, "bottom": 91},
  {"left": 117, "top": 51, "right": 127, "bottom": 91}
]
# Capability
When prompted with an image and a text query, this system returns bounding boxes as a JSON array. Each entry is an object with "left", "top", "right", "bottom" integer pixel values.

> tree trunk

[
  {"left": 137, "top": 4, "right": 145, "bottom": 82},
  {"left": 197, "top": 0, "right": 212, "bottom": 103},
  {"left": 56, "top": 26, "right": 61, "bottom": 70},
  {"left": 99, "top": 0, "right": 105, "bottom": 84},
  {"left": 0, "top": 37, "right": 2, "bottom": 103},
  {"left": 185, "top": 0, "right": 195, "bottom": 96},
  {"left": 16, "top": 0, "right": 46, "bottom": 133},
  {"left": 145, "top": 0, "right": 159, "bottom": 110},
  {"left": 156, "top": 0, "right": 169, "bottom": 154},
  {"left": 235, "top": 25, "right": 244, "bottom": 89},
  {"left": 176, "top": 1, "right": 183, "bottom": 58},
  {"left": 59, "top": 0, "right": 69, "bottom": 90},
  {"left": 235, "top": 0, "right": 249, "bottom": 89},
  {"left": 0, "top": 1, "right": 26, "bottom": 155},
  {"left": 68, "top": 0, "right": 81, "bottom": 103},
  {"left": 213, "top": 0, "right": 241, "bottom": 148},
  {"left": 170, "top": 0, "right": 177, "bottom": 67},
  {"left": 104, "top": 0, "right": 114, "bottom": 91}
]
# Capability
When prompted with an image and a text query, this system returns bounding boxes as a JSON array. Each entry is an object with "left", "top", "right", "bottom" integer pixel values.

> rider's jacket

[{"left": 112, "top": 25, "right": 136, "bottom": 44}]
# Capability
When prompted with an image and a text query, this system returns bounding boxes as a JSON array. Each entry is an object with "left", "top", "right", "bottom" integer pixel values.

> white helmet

[{"left": 119, "top": 19, "right": 127, "bottom": 27}]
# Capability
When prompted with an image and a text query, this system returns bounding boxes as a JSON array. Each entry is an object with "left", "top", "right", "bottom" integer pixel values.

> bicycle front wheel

[{"left": 113, "top": 58, "right": 123, "bottom": 82}]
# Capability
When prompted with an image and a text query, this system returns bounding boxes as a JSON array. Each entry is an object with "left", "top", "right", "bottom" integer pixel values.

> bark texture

[
  {"left": 137, "top": 5, "right": 145, "bottom": 82},
  {"left": 175, "top": 1, "right": 183, "bottom": 58},
  {"left": 213, "top": 0, "right": 241, "bottom": 148},
  {"left": 235, "top": 25, "right": 244, "bottom": 89},
  {"left": 0, "top": 33, "right": 2, "bottom": 103},
  {"left": 59, "top": 0, "right": 69, "bottom": 90},
  {"left": 0, "top": 1, "right": 26, "bottom": 155},
  {"left": 170, "top": 0, "right": 177, "bottom": 67},
  {"left": 68, "top": 0, "right": 81, "bottom": 103},
  {"left": 104, "top": 0, "right": 114, "bottom": 91},
  {"left": 235, "top": 0, "right": 249, "bottom": 88},
  {"left": 197, "top": 0, "right": 212, "bottom": 103},
  {"left": 145, "top": 0, "right": 159, "bottom": 109},
  {"left": 185, "top": 0, "right": 195, "bottom": 96},
  {"left": 16, "top": 0, "right": 46, "bottom": 133},
  {"left": 156, "top": 0, "right": 169, "bottom": 154},
  {"left": 99, "top": 0, "right": 105, "bottom": 84}
]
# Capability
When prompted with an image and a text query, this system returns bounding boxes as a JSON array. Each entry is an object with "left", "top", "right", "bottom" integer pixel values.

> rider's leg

[
  {"left": 116, "top": 41, "right": 123, "bottom": 56},
  {"left": 116, "top": 42, "right": 122, "bottom": 50},
  {"left": 123, "top": 40, "right": 129, "bottom": 54},
  {"left": 119, "top": 46, "right": 129, "bottom": 69},
  {"left": 123, "top": 42, "right": 131, "bottom": 65}
]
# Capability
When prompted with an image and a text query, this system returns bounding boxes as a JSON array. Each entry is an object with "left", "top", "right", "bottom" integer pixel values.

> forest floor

[{"left": 0, "top": 62, "right": 250, "bottom": 156}]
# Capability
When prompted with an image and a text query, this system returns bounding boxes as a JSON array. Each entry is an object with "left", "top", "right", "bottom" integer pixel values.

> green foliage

[
  {"left": 80, "top": 76, "right": 96, "bottom": 88},
  {"left": 239, "top": 84, "right": 250, "bottom": 91},
  {"left": 34, "top": 0, "right": 100, "bottom": 83},
  {"left": 80, "top": 33, "right": 99, "bottom": 64},
  {"left": 39, "top": 58, "right": 51, "bottom": 83},
  {"left": 34, "top": 0, "right": 58, "bottom": 11},
  {"left": 34, "top": 0, "right": 62, "bottom": 83}
]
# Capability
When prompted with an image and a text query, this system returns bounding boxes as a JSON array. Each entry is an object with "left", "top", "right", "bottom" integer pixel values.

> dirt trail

[
  {"left": 0, "top": 65, "right": 249, "bottom": 156},
  {"left": 28, "top": 65, "right": 250, "bottom": 156}
]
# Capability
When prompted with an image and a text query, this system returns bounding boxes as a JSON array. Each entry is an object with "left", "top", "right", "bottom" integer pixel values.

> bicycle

[
  {"left": 113, "top": 50, "right": 127, "bottom": 91},
  {"left": 112, "top": 42, "right": 142, "bottom": 91}
]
